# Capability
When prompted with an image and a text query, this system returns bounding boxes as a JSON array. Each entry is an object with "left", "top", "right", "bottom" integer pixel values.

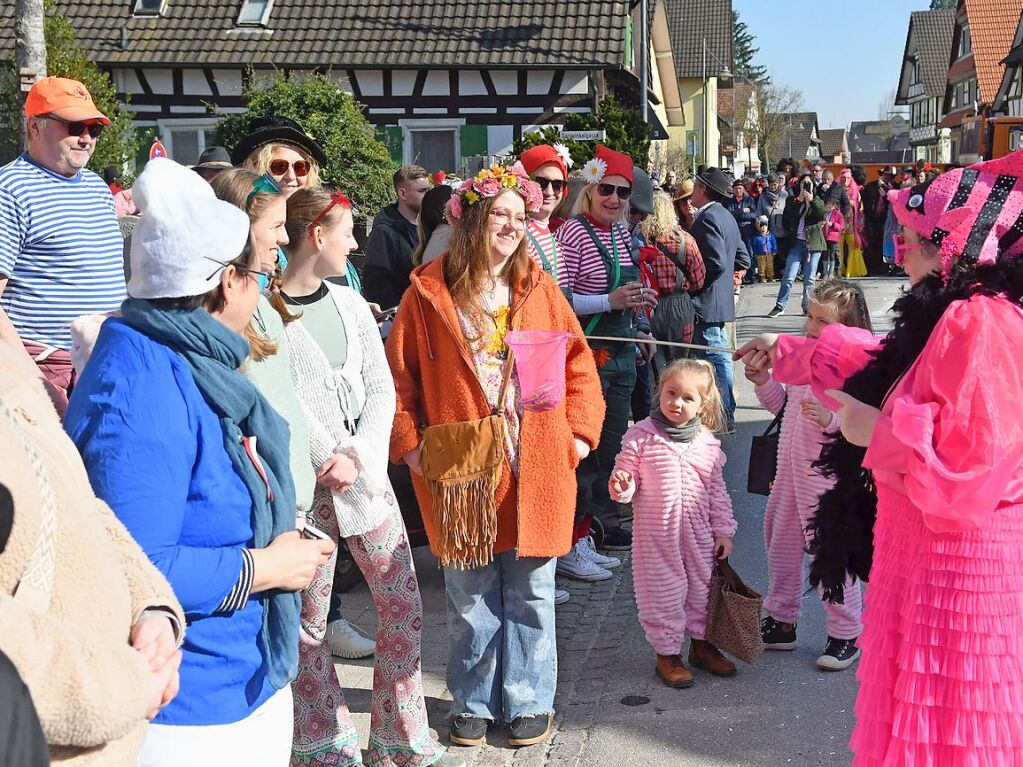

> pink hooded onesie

[{"left": 611, "top": 420, "right": 736, "bottom": 656}]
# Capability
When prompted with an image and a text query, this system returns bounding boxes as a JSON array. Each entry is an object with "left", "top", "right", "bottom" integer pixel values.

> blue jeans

[
  {"left": 444, "top": 553, "right": 557, "bottom": 722},
  {"left": 694, "top": 321, "right": 735, "bottom": 424},
  {"left": 774, "top": 240, "right": 822, "bottom": 314}
]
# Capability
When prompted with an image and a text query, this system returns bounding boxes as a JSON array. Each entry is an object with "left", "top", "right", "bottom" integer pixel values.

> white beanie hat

[{"left": 127, "top": 157, "right": 250, "bottom": 300}]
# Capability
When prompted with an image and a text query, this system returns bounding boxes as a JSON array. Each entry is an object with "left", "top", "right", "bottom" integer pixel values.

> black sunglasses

[
  {"left": 596, "top": 183, "right": 632, "bottom": 201},
  {"left": 203, "top": 256, "right": 274, "bottom": 283},
  {"left": 50, "top": 116, "right": 105, "bottom": 139},
  {"left": 535, "top": 177, "right": 567, "bottom": 194}
]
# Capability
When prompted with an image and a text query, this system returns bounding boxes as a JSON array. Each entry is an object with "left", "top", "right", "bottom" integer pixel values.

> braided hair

[{"left": 807, "top": 252, "right": 1023, "bottom": 601}]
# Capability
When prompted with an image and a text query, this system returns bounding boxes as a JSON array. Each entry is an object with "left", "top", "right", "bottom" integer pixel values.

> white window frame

[
  {"left": 133, "top": 0, "right": 166, "bottom": 16},
  {"left": 398, "top": 117, "right": 465, "bottom": 167},
  {"left": 958, "top": 24, "right": 972, "bottom": 58},
  {"left": 156, "top": 118, "right": 219, "bottom": 164},
  {"left": 237, "top": 0, "right": 275, "bottom": 27}
]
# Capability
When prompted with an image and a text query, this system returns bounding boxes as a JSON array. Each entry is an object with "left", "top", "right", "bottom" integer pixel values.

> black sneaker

[
  {"left": 507, "top": 714, "right": 552, "bottom": 747},
  {"left": 599, "top": 526, "right": 632, "bottom": 551},
  {"left": 767, "top": 306, "right": 784, "bottom": 318},
  {"left": 760, "top": 616, "right": 797, "bottom": 650},
  {"left": 816, "top": 636, "right": 861, "bottom": 671},
  {"left": 449, "top": 715, "right": 488, "bottom": 747}
]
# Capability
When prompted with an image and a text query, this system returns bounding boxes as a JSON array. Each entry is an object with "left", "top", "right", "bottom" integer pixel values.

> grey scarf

[{"left": 649, "top": 407, "right": 700, "bottom": 443}]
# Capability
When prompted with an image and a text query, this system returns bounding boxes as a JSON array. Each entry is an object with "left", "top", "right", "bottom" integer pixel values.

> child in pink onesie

[
  {"left": 746, "top": 279, "right": 872, "bottom": 671},
  {"left": 609, "top": 359, "right": 738, "bottom": 688}
]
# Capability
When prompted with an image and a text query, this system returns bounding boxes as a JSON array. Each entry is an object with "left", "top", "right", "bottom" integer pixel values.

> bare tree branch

[{"left": 741, "top": 83, "right": 805, "bottom": 173}]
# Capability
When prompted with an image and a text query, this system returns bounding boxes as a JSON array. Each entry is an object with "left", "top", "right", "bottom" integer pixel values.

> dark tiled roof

[
  {"left": 818, "top": 128, "right": 846, "bottom": 159},
  {"left": 769, "top": 112, "right": 820, "bottom": 160},
  {"left": 848, "top": 120, "right": 911, "bottom": 160},
  {"left": 0, "top": 1, "right": 632, "bottom": 68},
  {"left": 664, "top": 0, "right": 732, "bottom": 80},
  {"left": 901, "top": 9, "right": 955, "bottom": 98}
]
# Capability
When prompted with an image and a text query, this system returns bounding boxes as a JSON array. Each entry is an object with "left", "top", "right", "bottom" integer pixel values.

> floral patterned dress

[{"left": 457, "top": 306, "right": 523, "bottom": 476}]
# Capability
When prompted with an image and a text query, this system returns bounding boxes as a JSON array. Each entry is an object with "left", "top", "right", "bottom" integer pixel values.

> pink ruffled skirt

[{"left": 851, "top": 489, "right": 1023, "bottom": 766}]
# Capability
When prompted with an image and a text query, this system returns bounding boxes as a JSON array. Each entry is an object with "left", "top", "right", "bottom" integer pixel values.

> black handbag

[{"left": 747, "top": 404, "right": 784, "bottom": 496}]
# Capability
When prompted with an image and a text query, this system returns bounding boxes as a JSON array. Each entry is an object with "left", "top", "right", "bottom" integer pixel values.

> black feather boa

[{"left": 807, "top": 254, "right": 1023, "bottom": 602}]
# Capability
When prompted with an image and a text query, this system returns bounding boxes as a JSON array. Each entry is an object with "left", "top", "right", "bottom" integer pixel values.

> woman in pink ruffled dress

[{"left": 738, "top": 151, "right": 1023, "bottom": 765}]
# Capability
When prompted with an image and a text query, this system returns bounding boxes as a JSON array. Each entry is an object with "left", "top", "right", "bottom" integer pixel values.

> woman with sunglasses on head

[
  {"left": 554, "top": 146, "right": 658, "bottom": 561},
  {"left": 737, "top": 152, "right": 1023, "bottom": 766},
  {"left": 63, "top": 159, "right": 335, "bottom": 766},
  {"left": 386, "top": 163, "right": 603, "bottom": 749},
  {"left": 273, "top": 187, "right": 461, "bottom": 767}
]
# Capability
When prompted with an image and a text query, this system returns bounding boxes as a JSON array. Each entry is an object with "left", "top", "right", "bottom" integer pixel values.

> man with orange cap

[{"left": 0, "top": 77, "right": 123, "bottom": 404}]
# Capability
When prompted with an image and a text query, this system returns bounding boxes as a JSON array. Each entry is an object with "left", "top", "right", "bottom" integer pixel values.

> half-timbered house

[{"left": 3, "top": 1, "right": 658, "bottom": 172}]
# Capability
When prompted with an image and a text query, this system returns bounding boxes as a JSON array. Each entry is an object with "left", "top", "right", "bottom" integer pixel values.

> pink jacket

[
  {"left": 825, "top": 209, "right": 845, "bottom": 244},
  {"left": 774, "top": 294, "right": 1023, "bottom": 533},
  {"left": 755, "top": 377, "right": 839, "bottom": 516},
  {"left": 610, "top": 419, "right": 736, "bottom": 539}
]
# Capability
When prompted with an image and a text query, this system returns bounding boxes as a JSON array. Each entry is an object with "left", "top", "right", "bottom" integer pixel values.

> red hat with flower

[
  {"left": 519, "top": 144, "right": 571, "bottom": 180},
  {"left": 581, "top": 144, "right": 634, "bottom": 185},
  {"left": 887, "top": 149, "right": 1023, "bottom": 273}
]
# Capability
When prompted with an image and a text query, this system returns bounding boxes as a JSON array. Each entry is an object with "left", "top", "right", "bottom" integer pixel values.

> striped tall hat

[{"left": 887, "top": 149, "right": 1023, "bottom": 272}]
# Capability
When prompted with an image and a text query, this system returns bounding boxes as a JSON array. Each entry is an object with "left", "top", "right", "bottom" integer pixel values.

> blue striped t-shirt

[{"left": 0, "top": 154, "right": 126, "bottom": 350}]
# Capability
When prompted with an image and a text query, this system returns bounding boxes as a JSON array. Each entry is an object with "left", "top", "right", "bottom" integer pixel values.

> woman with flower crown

[
  {"left": 385, "top": 162, "right": 604, "bottom": 749},
  {"left": 554, "top": 145, "right": 658, "bottom": 558}
]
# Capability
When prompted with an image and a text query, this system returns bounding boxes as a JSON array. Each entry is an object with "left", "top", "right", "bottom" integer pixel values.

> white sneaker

[
  {"left": 327, "top": 619, "right": 375, "bottom": 659},
  {"left": 556, "top": 546, "right": 613, "bottom": 582},
  {"left": 554, "top": 588, "right": 570, "bottom": 605},
  {"left": 579, "top": 536, "right": 621, "bottom": 569}
]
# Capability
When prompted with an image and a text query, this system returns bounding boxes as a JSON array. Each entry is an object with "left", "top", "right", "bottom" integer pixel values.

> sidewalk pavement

[{"left": 335, "top": 276, "right": 907, "bottom": 766}]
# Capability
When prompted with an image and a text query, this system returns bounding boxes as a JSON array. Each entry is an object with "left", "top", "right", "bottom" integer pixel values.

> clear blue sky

[{"left": 733, "top": 0, "right": 934, "bottom": 129}]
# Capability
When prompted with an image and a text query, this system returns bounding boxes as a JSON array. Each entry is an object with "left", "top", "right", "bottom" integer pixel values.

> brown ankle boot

[
  {"left": 655, "top": 653, "right": 694, "bottom": 688},
  {"left": 688, "top": 639, "right": 737, "bottom": 677}
]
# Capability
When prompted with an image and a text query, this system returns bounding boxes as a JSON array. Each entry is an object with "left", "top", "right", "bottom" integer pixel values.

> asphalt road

[{"left": 336, "top": 276, "right": 908, "bottom": 767}]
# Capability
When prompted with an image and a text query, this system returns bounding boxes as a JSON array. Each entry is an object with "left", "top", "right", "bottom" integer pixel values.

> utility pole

[
  {"left": 639, "top": 0, "right": 648, "bottom": 123},
  {"left": 15, "top": 0, "right": 47, "bottom": 150}
]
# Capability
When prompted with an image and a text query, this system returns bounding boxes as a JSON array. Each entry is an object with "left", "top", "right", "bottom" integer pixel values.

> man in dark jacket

[
  {"left": 688, "top": 167, "right": 750, "bottom": 432},
  {"left": 722, "top": 179, "right": 758, "bottom": 281},
  {"left": 769, "top": 173, "right": 826, "bottom": 317},
  {"left": 815, "top": 169, "right": 851, "bottom": 217},
  {"left": 360, "top": 165, "right": 429, "bottom": 311}
]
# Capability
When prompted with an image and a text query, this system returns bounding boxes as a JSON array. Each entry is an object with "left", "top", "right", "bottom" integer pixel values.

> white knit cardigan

[{"left": 284, "top": 283, "right": 397, "bottom": 537}]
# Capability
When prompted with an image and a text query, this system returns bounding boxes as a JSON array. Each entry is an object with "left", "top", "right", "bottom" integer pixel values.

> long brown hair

[
  {"left": 210, "top": 167, "right": 287, "bottom": 360},
  {"left": 445, "top": 189, "right": 530, "bottom": 315}
]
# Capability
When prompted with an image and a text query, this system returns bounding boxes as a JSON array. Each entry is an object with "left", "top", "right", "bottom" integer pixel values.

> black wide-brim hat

[
  {"left": 230, "top": 115, "right": 328, "bottom": 167},
  {"left": 697, "top": 166, "right": 734, "bottom": 198}
]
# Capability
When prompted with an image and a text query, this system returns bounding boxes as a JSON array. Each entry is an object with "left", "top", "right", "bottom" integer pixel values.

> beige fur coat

[{"left": 0, "top": 342, "right": 184, "bottom": 766}]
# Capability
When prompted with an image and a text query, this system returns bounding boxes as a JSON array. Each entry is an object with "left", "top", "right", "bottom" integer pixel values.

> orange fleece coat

[{"left": 385, "top": 257, "right": 605, "bottom": 559}]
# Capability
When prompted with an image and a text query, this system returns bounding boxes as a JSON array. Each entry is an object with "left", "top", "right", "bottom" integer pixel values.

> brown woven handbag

[
  {"left": 705, "top": 558, "right": 765, "bottom": 664},
  {"left": 419, "top": 352, "right": 513, "bottom": 570}
]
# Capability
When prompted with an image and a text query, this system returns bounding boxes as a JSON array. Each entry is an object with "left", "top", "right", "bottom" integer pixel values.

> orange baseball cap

[{"left": 24, "top": 77, "right": 110, "bottom": 125}]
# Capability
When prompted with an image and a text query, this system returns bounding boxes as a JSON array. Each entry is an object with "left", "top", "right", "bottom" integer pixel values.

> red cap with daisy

[
  {"left": 582, "top": 145, "right": 634, "bottom": 186},
  {"left": 519, "top": 144, "right": 570, "bottom": 180}
]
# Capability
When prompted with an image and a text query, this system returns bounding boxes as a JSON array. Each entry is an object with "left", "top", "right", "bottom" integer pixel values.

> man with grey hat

[
  {"left": 193, "top": 146, "right": 233, "bottom": 182},
  {"left": 686, "top": 167, "right": 750, "bottom": 433}
]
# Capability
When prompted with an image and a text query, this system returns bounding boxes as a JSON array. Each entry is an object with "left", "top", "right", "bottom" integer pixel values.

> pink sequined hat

[{"left": 887, "top": 149, "right": 1023, "bottom": 269}]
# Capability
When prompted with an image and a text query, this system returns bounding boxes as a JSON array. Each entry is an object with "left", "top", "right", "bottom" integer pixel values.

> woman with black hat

[{"left": 233, "top": 116, "right": 329, "bottom": 199}]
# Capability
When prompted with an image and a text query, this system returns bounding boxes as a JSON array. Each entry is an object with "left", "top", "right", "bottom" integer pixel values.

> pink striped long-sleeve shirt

[{"left": 755, "top": 377, "right": 840, "bottom": 516}]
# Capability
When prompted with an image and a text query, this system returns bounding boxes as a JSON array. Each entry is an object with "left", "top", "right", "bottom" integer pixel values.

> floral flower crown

[{"left": 445, "top": 161, "right": 543, "bottom": 222}]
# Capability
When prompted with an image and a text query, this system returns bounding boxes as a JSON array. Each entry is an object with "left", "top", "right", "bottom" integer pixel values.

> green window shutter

[
  {"left": 134, "top": 126, "right": 160, "bottom": 174},
  {"left": 624, "top": 17, "right": 634, "bottom": 69},
  {"left": 376, "top": 126, "right": 404, "bottom": 165},
  {"left": 460, "top": 124, "right": 488, "bottom": 164}
]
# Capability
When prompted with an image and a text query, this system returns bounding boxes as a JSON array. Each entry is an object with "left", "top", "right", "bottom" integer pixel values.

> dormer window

[
  {"left": 958, "top": 24, "right": 972, "bottom": 58},
  {"left": 133, "top": 0, "right": 164, "bottom": 16},
  {"left": 910, "top": 59, "right": 920, "bottom": 85},
  {"left": 238, "top": 0, "right": 273, "bottom": 26}
]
